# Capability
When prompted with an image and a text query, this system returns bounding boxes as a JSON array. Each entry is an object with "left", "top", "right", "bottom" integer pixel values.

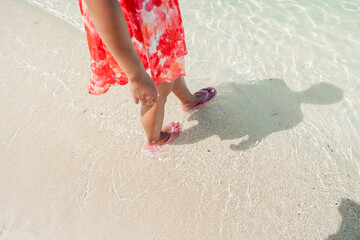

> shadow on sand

[
  {"left": 327, "top": 198, "right": 360, "bottom": 240},
  {"left": 174, "top": 79, "right": 343, "bottom": 151}
]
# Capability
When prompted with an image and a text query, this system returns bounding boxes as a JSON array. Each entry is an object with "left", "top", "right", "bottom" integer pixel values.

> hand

[{"left": 128, "top": 71, "right": 159, "bottom": 106}]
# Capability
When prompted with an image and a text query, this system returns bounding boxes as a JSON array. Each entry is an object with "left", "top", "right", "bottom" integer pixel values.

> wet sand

[{"left": 1, "top": 0, "right": 359, "bottom": 239}]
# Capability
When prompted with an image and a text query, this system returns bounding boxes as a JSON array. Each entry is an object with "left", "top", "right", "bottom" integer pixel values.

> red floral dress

[{"left": 78, "top": 0, "right": 187, "bottom": 95}]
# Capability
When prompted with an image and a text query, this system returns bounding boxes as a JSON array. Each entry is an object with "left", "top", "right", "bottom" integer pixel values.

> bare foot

[
  {"left": 181, "top": 87, "right": 217, "bottom": 112},
  {"left": 146, "top": 121, "right": 182, "bottom": 148}
]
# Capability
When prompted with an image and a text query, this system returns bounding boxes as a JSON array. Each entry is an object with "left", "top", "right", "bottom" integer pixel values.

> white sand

[{"left": 0, "top": 0, "right": 359, "bottom": 239}]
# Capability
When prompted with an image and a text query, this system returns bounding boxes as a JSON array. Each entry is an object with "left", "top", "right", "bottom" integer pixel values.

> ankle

[
  {"left": 147, "top": 132, "right": 168, "bottom": 146},
  {"left": 147, "top": 139, "right": 160, "bottom": 146},
  {"left": 181, "top": 95, "right": 197, "bottom": 106},
  {"left": 147, "top": 134, "right": 160, "bottom": 146}
]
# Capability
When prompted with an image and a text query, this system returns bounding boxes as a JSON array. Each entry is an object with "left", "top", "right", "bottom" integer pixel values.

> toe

[{"left": 173, "top": 121, "right": 182, "bottom": 134}]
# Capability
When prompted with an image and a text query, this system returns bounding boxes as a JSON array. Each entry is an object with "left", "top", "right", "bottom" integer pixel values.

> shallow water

[
  {"left": 3, "top": 0, "right": 360, "bottom": 239},
  {"left": 23, "top": 0, "right": 360, "bottom": 168}
]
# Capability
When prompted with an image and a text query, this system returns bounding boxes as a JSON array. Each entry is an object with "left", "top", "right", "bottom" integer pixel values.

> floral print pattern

[{"left": 78, "top": 0, "right": 187, "bottom": 95}]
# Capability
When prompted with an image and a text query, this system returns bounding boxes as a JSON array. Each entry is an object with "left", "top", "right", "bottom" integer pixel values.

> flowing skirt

[{"left": 78, "top": 0, "right": 188, "bottom": 95}]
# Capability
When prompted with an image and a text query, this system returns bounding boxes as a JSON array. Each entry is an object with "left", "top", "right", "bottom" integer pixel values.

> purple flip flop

[
  {"left": 145, "top": 121, "right": 182, "bottom": 153},
  {"left": 190, "top": 87, "right": 217, "bottom": 110}
]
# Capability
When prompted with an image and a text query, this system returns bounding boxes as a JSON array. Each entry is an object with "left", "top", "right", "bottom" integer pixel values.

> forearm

[{"left": 84, "top": 0, "right": 145, "bottom": 80}]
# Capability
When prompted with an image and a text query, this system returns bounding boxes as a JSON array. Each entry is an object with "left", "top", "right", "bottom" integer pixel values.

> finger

[
  {"left": 145, "top": 95, "right": 154, "bottom": 104},
  {"left": 140, "top": 99, "right": 147, "bottom": 105},
  {"left": 143, "top": 96, "right": 153, "bottom": 106},
  {"left": 145, "top": 98, "right": 152, "bottom": 105}
]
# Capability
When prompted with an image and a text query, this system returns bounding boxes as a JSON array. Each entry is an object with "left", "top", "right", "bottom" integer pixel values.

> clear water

[
  {"left": 22, "top": 0, "right": 360, "bottom": 168},
  {"left": 23, "top": 0, "right": 360, "bottom": 84},
  {"left": 6, "top": 0, "right": 360, "bottom": 238}
]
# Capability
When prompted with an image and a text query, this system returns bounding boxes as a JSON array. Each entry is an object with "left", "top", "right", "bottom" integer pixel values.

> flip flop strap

[
  {"left": 160, "top": 123, "right": 175, "bottom": 146},
  {"left": 191, "top": 89, "right": 210, "bottom": 109}
]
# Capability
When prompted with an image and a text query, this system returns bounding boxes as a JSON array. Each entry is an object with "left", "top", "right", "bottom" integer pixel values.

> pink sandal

[
  {"left": 145, "top": 121, "right": 182, "bottom": 152},
  {"left": 190, "top": 87, "right": 217, "bottom": 110}
]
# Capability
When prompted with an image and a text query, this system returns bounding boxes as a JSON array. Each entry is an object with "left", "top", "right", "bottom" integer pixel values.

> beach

[{"left": 1, "top": 0, "right": 359, "bottom": 239}]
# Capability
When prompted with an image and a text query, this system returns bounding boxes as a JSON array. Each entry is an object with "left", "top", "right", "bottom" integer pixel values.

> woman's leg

[
  {"left": 172, "top": 76, "right": 215, "bottom": 111},
  {"left": 140, "top": 81, "right": 181, "bottom": 146}
]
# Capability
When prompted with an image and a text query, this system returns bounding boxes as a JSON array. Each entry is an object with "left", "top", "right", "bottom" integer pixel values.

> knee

[
  {"left": 156, "top": 82, "right": 174, "bottom": 103},
  {"left": 157, "top": 94, "right": 168, "bottom": 104}
]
